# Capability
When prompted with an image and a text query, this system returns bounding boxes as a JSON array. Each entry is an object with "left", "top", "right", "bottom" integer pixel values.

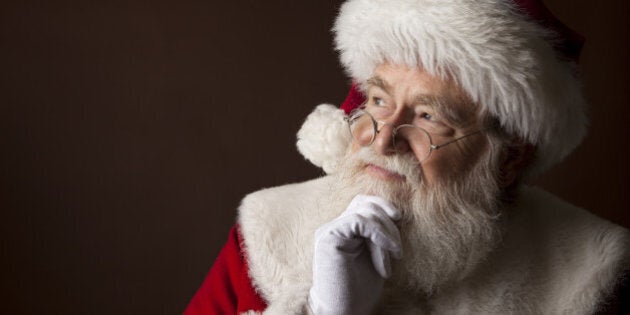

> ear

[{"left": 498, "top": 139, "right": 536, "bottom": 189}]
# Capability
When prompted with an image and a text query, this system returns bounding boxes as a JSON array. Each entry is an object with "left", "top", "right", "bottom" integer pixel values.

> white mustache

[{"left": 352, "top": 147, "right": 422, "bottom": 183}]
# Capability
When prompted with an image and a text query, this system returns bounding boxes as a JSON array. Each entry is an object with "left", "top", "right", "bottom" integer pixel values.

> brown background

[{"left": 1, "top": 1, "right": 628, "bottom": 314}]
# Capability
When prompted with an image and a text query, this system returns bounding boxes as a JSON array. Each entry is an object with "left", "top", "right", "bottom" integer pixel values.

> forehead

[{"left": 368, "top": 63, "right": 480, "bottom": 127}]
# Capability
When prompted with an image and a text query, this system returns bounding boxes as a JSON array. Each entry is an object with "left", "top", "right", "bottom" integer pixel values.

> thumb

[{"left": 368, "top": 241, "right": 392, "bottom": 278}]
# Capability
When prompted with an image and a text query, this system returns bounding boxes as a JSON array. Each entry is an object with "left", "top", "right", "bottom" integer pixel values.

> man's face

[
  {"left": 350, "top": 63, "right": 488, "bottom": 187},
  {"left": 334, "top": 63, "right": 503, "bottom": 293}
]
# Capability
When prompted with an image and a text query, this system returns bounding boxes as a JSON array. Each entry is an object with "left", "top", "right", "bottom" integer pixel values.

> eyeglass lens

[{"left": 348, "top": 112, "right": 434, "bottom": 162}]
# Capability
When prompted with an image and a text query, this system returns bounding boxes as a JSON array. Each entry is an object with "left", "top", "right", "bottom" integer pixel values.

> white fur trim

[
  {"left": 332, "top": 0, "right": 588, "bottom": 176},
  {"left": 238, "top": 177, "right": 340, "bottom": 314},
  {"left": 239, "top": 178, "right": 629, "bottom": 313},
  {"left": 296, "top": 104, "right": 351, "bottom": 174}
]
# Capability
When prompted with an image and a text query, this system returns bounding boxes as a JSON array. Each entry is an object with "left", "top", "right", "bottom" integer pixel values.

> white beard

[{"left": 328, "top": 146, "right": 504, "bottom": 296}]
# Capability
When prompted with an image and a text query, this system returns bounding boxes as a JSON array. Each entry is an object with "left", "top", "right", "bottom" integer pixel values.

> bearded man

[{"left": 184, "top": 0, "right": 629, "bottom": 314}]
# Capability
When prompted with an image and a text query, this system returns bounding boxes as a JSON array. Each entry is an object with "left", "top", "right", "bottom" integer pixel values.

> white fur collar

[
  {"left": 238, "top": 178, "right": 629, "bottom": 314},
  {"left": 238, "top": 177, "right": 341, "bottom": 314}
]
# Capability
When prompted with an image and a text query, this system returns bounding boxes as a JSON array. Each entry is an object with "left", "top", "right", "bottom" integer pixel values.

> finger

[
  {"left": 324, "top": 212, "right": 402, "bottom": 256},
  {"left": 351, "top": 215, "right": 402, "bottom": 255},
  {"left": 354, "top": 205, "right": 401, "bottom": 244},
  {"left": 327, "top": 214, "right": 399, "bottom": 250},
  {"left": 347, "top": 201, "right": 402, "bottom": 253},
  {"left": 345, "top": 196, "right": 401, "bottom": 242},
  {"left": 367, "top": 229, "right": 402, "bottom": 259}
]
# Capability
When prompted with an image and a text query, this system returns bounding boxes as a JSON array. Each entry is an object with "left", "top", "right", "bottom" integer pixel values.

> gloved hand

[{"left": 308, "top": 195, "right": 403, "bottom": 315}]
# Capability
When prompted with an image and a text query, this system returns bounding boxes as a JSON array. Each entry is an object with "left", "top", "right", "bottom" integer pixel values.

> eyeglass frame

[{"left": 344, "top": 109, "right": 490, "bottom": 162}]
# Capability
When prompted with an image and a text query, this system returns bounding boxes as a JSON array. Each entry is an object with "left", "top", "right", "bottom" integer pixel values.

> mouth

[{"left": 365, "top": 163, "right": 406, "bottom": 182}]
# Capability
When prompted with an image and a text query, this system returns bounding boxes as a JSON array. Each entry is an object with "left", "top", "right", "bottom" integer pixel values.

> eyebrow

[
  {"left": 366, "top": 76, "right": 393, "bottom": 94},
  {"left": 367, "top": 75, "right": 445, "bottom": 108},
  {"left": 366, "top": 75, "right": 476, "bottom": 128},
  {"left": 420, "top": 94, "right": 476, "bottom": 128}
]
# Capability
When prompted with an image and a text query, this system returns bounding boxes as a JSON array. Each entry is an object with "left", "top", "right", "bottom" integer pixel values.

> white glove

[{"left": 308, "top": 195, "right": 403, "bottom": 315}]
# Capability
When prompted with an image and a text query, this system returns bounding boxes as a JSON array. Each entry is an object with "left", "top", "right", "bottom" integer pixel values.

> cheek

[
  {"left": 417, "top": 154, "right": 445, "bottom": 185},
  {"left": 421, "top": 140, "right": 489, "bottom": 184},
  {"left": 350, "top": 139, "right": 362, "bottom": 154}
]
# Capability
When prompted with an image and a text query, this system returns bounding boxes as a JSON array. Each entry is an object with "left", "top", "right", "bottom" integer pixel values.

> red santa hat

[{"left": 297, "top": 0, "right": 587, "bottom": 177}]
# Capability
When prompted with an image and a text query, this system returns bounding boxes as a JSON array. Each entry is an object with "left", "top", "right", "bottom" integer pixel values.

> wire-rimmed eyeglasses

[{"left": 344, "top": 110, "right": 488, "bottom": 163}]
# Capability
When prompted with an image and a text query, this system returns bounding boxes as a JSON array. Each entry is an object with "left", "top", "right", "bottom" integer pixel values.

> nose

[
  {"left": 372, "top": 123, "right": 395, "bottom": 155},
  {"left": 372, "top": 123, "right": 411, "bottom": 156}
]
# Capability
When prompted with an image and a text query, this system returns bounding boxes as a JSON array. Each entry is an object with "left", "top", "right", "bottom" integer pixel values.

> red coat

[{"left": 183, "top": 226, "right": 267, "bottom": 315}]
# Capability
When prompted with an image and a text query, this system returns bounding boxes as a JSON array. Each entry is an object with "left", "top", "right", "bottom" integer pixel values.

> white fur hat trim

[{"left": 328, "top": 0, "right": 588, "bottom": 176}]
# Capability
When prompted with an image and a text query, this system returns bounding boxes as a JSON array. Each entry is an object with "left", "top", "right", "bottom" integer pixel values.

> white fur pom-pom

[{"left": 296, "top": 104, "right": 351, "bottom": 174}]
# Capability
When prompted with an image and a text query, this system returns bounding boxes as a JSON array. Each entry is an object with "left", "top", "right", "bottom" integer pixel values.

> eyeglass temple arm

[{"left": 432, "top": 128, "right": 490, "bottom": 150}]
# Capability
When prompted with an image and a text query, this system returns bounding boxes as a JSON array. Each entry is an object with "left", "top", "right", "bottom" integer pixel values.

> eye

[
  {"left": 368, "top": 96, "right": 385, "bottom": 106},
  {"left": 372, "top": 97, "right": 385, "bottom": 106},
  {"left": 420, "top": 112, "right": 435, "bottom": 121}
]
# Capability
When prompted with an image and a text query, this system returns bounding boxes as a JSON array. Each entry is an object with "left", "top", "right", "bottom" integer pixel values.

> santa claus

[{"left": 185, "top": 0, "right": 629, "bottom": 314}]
